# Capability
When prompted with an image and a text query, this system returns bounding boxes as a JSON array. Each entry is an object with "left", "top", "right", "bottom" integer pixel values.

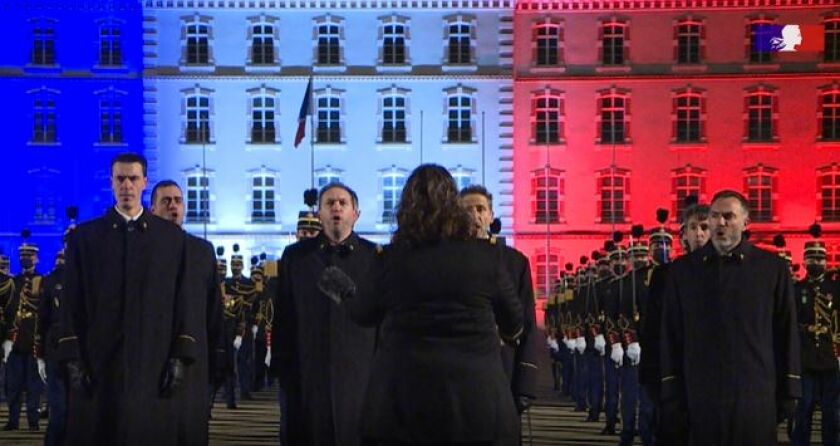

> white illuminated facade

[{"left": 142, "top": 0, "right": 514, "bottom": 259}]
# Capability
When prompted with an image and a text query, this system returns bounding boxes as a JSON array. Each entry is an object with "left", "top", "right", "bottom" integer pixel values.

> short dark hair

[
  {"left": 683, "top": 203, "right": 710, "bottom": 224},
  {"left": 111, "top": 152, "right": 148, "bottom": 177},
  {"left": 458, "top": 185, "right": 493, "bottom": 209},
  {"left": 151, "top": 180, "right": 181, "bottom": 204},
  {"left": 318, "top": 182, "right": 359, "bottom": 210},
  {"left": 711, "top": 189, "right": 750, "bottom": 216}
]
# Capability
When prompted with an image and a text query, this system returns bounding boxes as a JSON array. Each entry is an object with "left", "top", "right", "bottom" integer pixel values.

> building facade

[
  {"left": 142, "top": 0, "right": 515, "bottom": 261},
  {"left": 512, "top": 0, "right": 840, "bottom": 298},
  {"left": 0, "top": 0, "right": 145, "bottom": 271}
]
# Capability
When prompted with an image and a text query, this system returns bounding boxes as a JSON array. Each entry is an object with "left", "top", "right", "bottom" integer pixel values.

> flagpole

[{"left": 309, "top": 76, "right": 315, "bottom": 190}]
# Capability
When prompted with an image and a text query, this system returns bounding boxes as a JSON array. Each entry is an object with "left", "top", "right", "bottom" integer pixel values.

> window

[
  {"left": 819, "top": 87, "right": 840, "bottom": 141},
  {"left": 315, "top": 88, "right": 342, "bottom": 143},
  {"left": 381, "top": 168, "right": 407, "bottom": 224},
  {"left": 31, "top": 19, "right": 56, "bottom": 66},
  {"left": 381, "top": 16, "right": 408, "bottom": 65},
  {"left": 598, "top": 89, "right": 629, "bottom": 144},
  {"left": 535, "top": 253, "right": 560, "bottom": 298},
  {"left": 597, "top": 168, "right": 630, "bottom": 224},
  {"left": 445, "top": 86, "right": 475, "bottom": 143},
  {"left": 827, "top": 17, "right": 840, "bottom": 63},
  {"left": 532, "top": 89, "right": 564, "bottom": 144},
  {"left": 534, "top": 20, "right": 562, "bottom": 66},
  {"left": 532, "top": 168, "right": 565, "bottom": 224},
  {"left": 673, "top": 88, "right": 705, "bottom": 143},
  {"left": 97, "top": 89, "right": 124, "bottom": 144},
  {"left": 747, "top": 18, "right": 776, "bottom": 64},
  {"left": 30, "top": 88, "right": 58, "bottom": 144},
  {"left": 818, "top": 164, "right": 840, "bottom": 222},
  {"left": 316, "top": 16, "right": 342, "bottom": 65},
  {"left": 184, "top": 18, "right": 211, "bottom": 65},
  {"left": 601, "top": 19, "right": 627, "bottom": 65},
  {"left": 98, "top": 21, "right": 122, "bottom": 66},
  {"left": 446, "top": 16, "right": 473, "bottom": 65},
  {"left": 183, "top": 89, "right": 211, "bottom": 144},
  {"left": 672, "top": 165, "right": 706, "bottom": 219},
  {"left": 744, "top": 86, "right": 777, "bottom": 142},
  {"left": 675, "top": 19, "right": 703, "bottom": 64},
  {"left": 828, "top": 243, "right": 840, "bottom": 270},
  {"left": 250, "top": 20, "right": 275, "bottom": 65},
  {"left": 450, "top": 166, "right": 474, "bottom": 192},
  {"left": 249, "top": 88, "right": 277, "bottom": 144},
  {"left": 29, "top": 167, "right": 60, "bottom": 226},
  {"left": 251, "top": 174, "right": 276, "bottom": 223},
  {"left": 316, "top": 166, "right": 342, "bottom": 188},
  {"left": 381, "top": 91, "right": 407, "bottom": 143},
  {"left": 743, "top": 164, "right": 777, "bottom": 223},
  {"left": 185, "top": 172, "right": 211, "bottom": 223}
]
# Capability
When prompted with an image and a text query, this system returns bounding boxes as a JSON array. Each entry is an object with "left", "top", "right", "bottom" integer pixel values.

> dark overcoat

[
  {"left": 498, "top": 243, "right": 540, "bottom": 400},
  {"left": 57, "top": 209, "right": 200, "bottom": 446},
  {"left": 175, "top": 234, "right": 225, "bottom": 445},
  {"left": 272, "top": 232, "right": 378, "bottom": 446},
  {"left": 345, "top": 240, "right": 523, "bottom": 445},
  {"left": 660, "top": 241, "right": 801, "bottom": 446}
]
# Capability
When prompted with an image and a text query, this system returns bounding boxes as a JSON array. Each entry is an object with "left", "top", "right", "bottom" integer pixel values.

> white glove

[
  {"left": 2, "top": 340, "right": 11, "bottom": 362},
  {"left": 574, "top": 337, "right": 586, "bottom": 354},
  {"left": 627, "top": 342, "right": 641, "bottom": 366},
  {"left": 548, "top": 339, "right": 559, "bottom": 352},
  {"left": 610, "top": 343, "right": 624, "bottom": 367},
  {"left": 264, "top": 349, "right": 272, "bottom": 367},
  {"left": 37, "top": 358, "right": 47, "bottom": 382},
  {"left": 594, "top": 334, "right": 606, "bottom": 356},
  {"left": 251, "top": 325, "right": 258, "bottom": 337},
  {"left": 233, "top": 335, "right": 243, "bottom": 350}
]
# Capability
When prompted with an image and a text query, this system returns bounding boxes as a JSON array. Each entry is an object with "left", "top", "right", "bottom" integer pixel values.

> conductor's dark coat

[
  {"left": 346, "top": 240, "right": 523, "bottom": 445},
  {"left": 57, "top": 209, "right": 201, "bottom": 446},
  {"left": 660, "top": 241, "right": 801, "bottom": 446},
  {"left": 272, "top": 232, "right": 378, "bottom": 446},
  {"left": 498, "top": 243, "right": 540, "bottom": 400},
  {"left": 176, "top": 234, "right": 225, "bottom": 446}
]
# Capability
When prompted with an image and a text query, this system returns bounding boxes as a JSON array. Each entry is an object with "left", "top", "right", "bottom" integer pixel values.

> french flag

[{"left": 294, "top": 76, "right": 313, "bottom": 148}]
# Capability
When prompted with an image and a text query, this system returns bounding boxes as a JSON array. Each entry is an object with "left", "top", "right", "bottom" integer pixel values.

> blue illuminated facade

[{"left": 0, "top": 0, "right": 145, "bottom": 271}]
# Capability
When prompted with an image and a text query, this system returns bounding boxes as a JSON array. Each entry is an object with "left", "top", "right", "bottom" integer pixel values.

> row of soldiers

[
  {"left": 0, "top": 207, "right": 324, "bottom": 440},
  {"left": 544, "top": 202, "right": 840, "bottom": 446},
  {"left": 0, "top": 228, "right": 66, "bottom": 437}
]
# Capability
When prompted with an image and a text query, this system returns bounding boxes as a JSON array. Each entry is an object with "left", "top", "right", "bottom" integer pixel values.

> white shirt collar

[{"left": 115, "top": 206, "right": 144, "bottom": 222}]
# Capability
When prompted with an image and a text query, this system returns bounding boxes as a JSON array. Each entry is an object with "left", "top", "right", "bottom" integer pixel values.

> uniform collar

[
  {"left": 702, "top": 240, "right": 751, "bottom": 263},
  {"left": 107, "top": 207, "right": 150, "bottom": 232},
  {"left": 114, "top": 206, "right": 144, "bottom": 222},
  {"left": 318, "top": 231, "right": 359, "bottom": 254}
]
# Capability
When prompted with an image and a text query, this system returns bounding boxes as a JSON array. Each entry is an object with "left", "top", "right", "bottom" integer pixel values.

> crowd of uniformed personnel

[
  {"left": 0, "top": 151, "right": 838, "bottom": 446},
  {"left": 545, "top": 197, "right": 840, "bottom": 446}
]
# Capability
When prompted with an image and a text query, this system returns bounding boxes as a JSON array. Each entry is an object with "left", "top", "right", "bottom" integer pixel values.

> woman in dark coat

[{"left": 339, "top": 164, "right": 524, "bottom": 446}]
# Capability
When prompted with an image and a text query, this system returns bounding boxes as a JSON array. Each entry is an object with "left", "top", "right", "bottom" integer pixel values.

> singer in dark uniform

[
  {"left": 660, "top": 190, "right": 801, "bottom": 446},
  {"left": 57, "top": 153, "right": 201, "bottom": 445},
  {"left": 271, "top": 182, "right": 378, "bottom": 446},
  {"left": 459, "top": 185, "right": 539, "bottom": 416},
  {"left": 151, "top": 179, "right": 225, "bottom": 445}
]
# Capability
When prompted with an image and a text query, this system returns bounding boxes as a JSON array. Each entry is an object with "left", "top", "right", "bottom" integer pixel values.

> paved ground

[{"left": 0, "top": 349, "right": 824, "bottom": 445}]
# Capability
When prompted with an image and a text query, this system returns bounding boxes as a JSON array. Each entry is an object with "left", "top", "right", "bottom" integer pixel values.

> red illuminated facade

[{"left": 511, "top": 0, "right": 840, "bottom": 298}]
